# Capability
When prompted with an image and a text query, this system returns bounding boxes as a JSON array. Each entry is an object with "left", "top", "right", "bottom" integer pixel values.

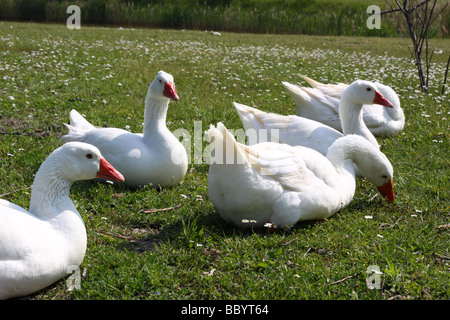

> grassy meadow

[{"left": 0, "top": 21, "right": 449, "bottom": 301}]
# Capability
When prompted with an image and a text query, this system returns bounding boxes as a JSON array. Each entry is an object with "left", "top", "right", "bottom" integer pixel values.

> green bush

[{"left": 0, "top": 0, "right": 448, "bottom": 37}]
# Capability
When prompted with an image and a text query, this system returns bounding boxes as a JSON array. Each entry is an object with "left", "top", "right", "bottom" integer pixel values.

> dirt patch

[
  {"left": 131, "top": 234, "right": 163, "bottom": 253},
  {"left": 114, "top": 226, "right": 163, "bottom": 254},
  {"left": 0, "top": 117, "right": 62, "bottom": 139},
  {"left": 0, "top": 117, "right": 30, "bottom": 132}
]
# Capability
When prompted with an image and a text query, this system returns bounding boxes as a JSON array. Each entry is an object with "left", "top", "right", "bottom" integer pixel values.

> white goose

[
  {"left": 235, "top": 80, "right": 393, "bottom": 156},
  {"left": 207, "top": 123, "right": 394, "bottom": 229},
  {"left": 62, "top": 71, "right": 188, "bottom": 188},
  {"left": 0, "top": 142, "right": 124, "bottom": 300},
  {"left": 283, "top": 76, "right": 404, "bottom": 137}
]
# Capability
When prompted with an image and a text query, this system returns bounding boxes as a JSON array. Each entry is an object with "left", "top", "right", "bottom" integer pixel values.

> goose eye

[
  {"left": 86, "top": 153, "right": 93, "bottom": 159},
  {"left": 159, "top": 79, "right": 162, "bottom": 83},
  {"left": 382, "top": 175, "right": 388, "bottom": 179},
  {"left": 366, "top": 87, "right": 372, "bottom": 91}
]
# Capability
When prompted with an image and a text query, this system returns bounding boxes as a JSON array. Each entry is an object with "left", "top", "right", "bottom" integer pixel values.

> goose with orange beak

[
  {"left": 62, "top": 71, "right": 188, "bottom": 188},
  {"left": 0, "top": 142, "right": 124, "bottom": 299}
]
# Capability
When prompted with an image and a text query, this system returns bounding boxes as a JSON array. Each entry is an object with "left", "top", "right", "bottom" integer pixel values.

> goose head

[
  {"left": 328, "top": 135, "right": 395, "bottom": 202},
  {"left": 343, "top": 80, "right": 393, "bottom": 108},
  {"left": 147, "top": 70, "right": 179, "bottom": 101},
  {"left": 29, "top": 142, "right": 124, "bottom": 216},
  {"left": 350, "top": 136, "right": 394, "bottom": 202},
  {"left": 358, "top": 152, "right": 395, "bottom": 202},
  {"left": 53, "top": 142, "right": 125, "bottom": 183}
]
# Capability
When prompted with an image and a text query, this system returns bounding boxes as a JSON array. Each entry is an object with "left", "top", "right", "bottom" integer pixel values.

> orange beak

[
  {"left": 97, "top": 157, "right": 125, "bottom": 182},
  {"left": 377, "top": 179, "right": 395, "bottom": 202},
  {"left": 374, "top": 90, "right": 393, "bottom": 108},
  {"left": 163, "top": 82, "right": 180, "bottom": 101}
]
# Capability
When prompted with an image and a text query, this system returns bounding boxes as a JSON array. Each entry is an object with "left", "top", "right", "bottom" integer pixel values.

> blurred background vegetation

[{"left": 0, "top": 0, "right": 448, "bottom": 37}]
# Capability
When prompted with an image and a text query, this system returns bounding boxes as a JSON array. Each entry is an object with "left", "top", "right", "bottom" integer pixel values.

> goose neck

[
  {"left": 339, "top": 100, "right": 364, "bottom": 135},
  {"left": 143, "top": 97, "right": 170, "bottom": 136},
  {"left": 326, "top": 147, "right": 357, "bottom": 205},
  {"left": 29, "top": 164, "right": 73, "bottom": 219}
]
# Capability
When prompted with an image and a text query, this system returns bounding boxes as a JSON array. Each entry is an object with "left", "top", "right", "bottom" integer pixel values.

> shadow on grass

[
  {"left": 116, "top": 206, "right": 329, "bottom": 255},
  {"left": 75, "top": 178, "right": 391, "bottom": 256}
]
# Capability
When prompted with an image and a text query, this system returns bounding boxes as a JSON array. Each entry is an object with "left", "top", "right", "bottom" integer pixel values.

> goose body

[
  {"left": 207, "top": 123, "right": 394, "bottom": 229},
  {"left": 235, "top": 102, "right": 342, "bottom": 156},
  {"left": 283, "top": 76, "right": 404, "bottom": 137},
  {"left": 0, "top": 142, "right": 124, "bottom": 299},
  {"left": 236, "top": 80, "right": 393, "bottom": 156},
  {"left": 62, "top": 71, "right": 188, "bottom": 188}
]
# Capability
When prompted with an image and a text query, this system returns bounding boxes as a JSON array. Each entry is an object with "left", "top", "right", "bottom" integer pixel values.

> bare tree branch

[
  {"left": 429, "top": 2, "right": 449, "bottom": 26},
  {"left": 381, "top": 7, "right": 403, "bottom": 15},
  {"left": 384, "top": 0, "right": 445, "bottom": 92},
  {"left": 442, "top": 55, "right": 450, "bottom": 94},
  {"left": 143, "top": 203, "right": 183, "bottom": 214},
  {"left": 381, "top": 0, "right": 401, "bottom": 14},
  {"left": 394, "top": 0, "right": 407, "bottom": 14},
  {"left": 329, "top": 271, "right": 364, "bottom": 285}
]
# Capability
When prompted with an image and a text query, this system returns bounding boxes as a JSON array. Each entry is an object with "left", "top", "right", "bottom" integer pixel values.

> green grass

[{"left": 0, "top": 21, "right": 449, "bottom": 300}]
